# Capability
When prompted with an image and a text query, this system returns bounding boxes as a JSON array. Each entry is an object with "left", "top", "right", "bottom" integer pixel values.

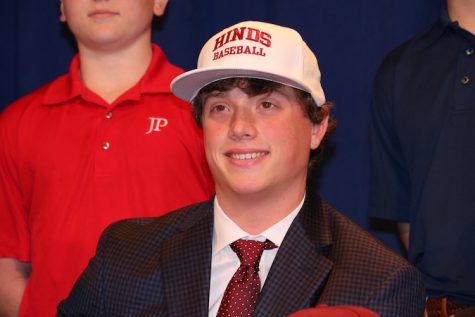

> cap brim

[{"left": 171, "top": 67, "right": 313, "bottom": 102}]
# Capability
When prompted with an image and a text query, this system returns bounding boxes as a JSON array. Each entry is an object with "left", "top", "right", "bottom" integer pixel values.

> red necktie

[{"left": 217, "top": 239, "right": 277, "bottom": 317}]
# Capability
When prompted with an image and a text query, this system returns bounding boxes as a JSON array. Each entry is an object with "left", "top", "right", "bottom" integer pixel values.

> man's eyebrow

[
  {"left": 203, "top": 90, "right": 226, "bottom": 104},
  {"left": 207, "top": 90, "right": 225, "bottom": 98}
]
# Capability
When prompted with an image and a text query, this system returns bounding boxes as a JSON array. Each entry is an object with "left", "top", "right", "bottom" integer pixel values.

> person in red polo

[{"left": 0, "top": 1, "right": 214, "bottom": 316}]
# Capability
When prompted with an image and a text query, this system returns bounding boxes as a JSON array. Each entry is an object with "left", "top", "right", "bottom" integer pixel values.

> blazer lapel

[
  {"left": 160, "top": 201, "right": 214, "bottom": 317},
  {"left": 254, "top": 195, "right": 333, "bottom": 316}
]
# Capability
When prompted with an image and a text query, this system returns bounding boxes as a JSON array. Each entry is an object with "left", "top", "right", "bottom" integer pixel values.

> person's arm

[
  {"left": 0, "top": 258, "right": 31, "bottom": 317},
  {"left": 368, "top": 48, "right": 412, "bottom": 236},
  {"left": 0, "top": 105, "right": 33, "bottom": 317},
  {"left": 397, "top": 222, "right": 410, "bottom": 251}
]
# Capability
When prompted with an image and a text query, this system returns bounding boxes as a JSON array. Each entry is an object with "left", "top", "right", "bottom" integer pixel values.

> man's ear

[
  {"left": 310, "top": 115, "right": 329, "bottom": 150},
  {"left": 59, "top": 0, "right": 66, "bottom": 22},
  {"left": 153, "top": 0, "right": 169, "bottom": 17}
]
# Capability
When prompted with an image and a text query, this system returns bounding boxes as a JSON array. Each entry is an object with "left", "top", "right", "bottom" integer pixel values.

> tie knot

[{"left": 231, "top": 239, "right": 277, "bottom": 267}]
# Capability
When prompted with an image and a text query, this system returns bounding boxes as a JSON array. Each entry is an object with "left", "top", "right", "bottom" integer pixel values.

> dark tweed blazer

[{"left": 57, "top": 195, "right": 425, "bottom": 317}]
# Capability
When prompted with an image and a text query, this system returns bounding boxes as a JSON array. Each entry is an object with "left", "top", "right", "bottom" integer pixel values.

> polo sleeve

[
  {"left": 0, "top": 104, "right": 31, "bottom": 262},
  {"left": 368, "top": 49, "right": 411, "bottom": 222}
]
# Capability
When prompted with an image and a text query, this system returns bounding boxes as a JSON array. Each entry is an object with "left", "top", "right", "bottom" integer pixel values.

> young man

[
  {"left": 57, "top": 21, "right": 425, "bottom": 317},
  {"left": 0, "top": 1, "right": 213, "bottom": 316},
  {"left": 369, "top": 1, "right": 475, "bottom": 315}
]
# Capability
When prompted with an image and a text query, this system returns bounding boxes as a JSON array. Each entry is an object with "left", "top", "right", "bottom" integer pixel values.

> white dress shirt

[{"left": 208, "top": 195, "right": 304, "bottom": 316}]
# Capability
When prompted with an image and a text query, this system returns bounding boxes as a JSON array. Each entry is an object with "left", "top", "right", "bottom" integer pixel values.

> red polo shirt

[{"left": 0, "top": 44, "right": 214, "bottom": 317}]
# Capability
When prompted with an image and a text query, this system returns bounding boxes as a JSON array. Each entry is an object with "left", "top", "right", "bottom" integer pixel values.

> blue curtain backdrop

[{"left": 0, "top": 0, "right": 442, "bottom": 252}]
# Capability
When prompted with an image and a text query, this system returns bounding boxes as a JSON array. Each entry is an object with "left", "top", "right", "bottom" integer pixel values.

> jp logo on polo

[{"left": 146, "top": 117, "right": 168, "bottom": 134}]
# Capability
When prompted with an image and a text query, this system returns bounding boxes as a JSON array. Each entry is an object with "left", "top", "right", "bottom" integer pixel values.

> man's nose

[{"left": 228, "top": 109, "right": 257, "bottom": 141}]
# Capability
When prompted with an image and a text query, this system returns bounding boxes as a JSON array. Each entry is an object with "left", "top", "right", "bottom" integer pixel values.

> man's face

[
  {"left": 59, "top": 0, "right": 168, "bottom": 51},
  {"left": 201, "top": 85, "right": 328, "bottom": 200}
]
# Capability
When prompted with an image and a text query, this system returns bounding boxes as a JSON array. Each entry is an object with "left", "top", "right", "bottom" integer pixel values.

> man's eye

[
  {"left": 211, "top": 104, "right": 228, "bottom": 112},
  {"left": 261, "top": 101, "right": 275, "bottom": 109}
]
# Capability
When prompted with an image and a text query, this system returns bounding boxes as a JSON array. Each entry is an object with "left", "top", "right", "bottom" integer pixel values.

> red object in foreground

[{"left": 289, "top": 304, "right": 380, "bottom": 317}]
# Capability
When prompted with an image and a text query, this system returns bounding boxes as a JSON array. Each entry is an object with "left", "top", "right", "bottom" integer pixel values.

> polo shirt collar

[
  {"left": 43, "top": 44, "right": 182, "bottom": 106},
  {"left": 422, "top": 4, "right": 452, "bottom": 47},
  {"left": 426, "top": 3, "right": 475, "bottom": 47}
]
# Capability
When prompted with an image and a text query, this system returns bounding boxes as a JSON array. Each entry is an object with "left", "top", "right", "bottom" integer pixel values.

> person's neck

[
  {"left": 77, "top": 39, "right": 154, "bottom": 104},
  {"left": 216, "top": 186, "right": 306, "bottom": 235},
  {"left": 447, "top": 0, "right": 475, "bottom": 35}
]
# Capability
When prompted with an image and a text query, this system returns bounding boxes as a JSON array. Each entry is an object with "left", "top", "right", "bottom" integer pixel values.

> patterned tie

[{"left": 217, "top": 239, "right": 277, "bottom": 317}]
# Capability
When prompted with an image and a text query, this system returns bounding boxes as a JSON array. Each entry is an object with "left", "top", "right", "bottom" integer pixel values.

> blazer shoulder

[
  {"left": 318, "top": 201, "right": 425, "bottom": 315},
  {"left": 323, "top": 201, "right": 410, "bottom": 270},
  {"left": 97, "top": 200, "right": 213, "bottom": 256}
]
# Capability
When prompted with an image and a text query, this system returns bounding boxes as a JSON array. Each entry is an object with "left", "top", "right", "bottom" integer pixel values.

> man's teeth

[{"left": 230, "top": 152, "right": 267, "bottom": 160}]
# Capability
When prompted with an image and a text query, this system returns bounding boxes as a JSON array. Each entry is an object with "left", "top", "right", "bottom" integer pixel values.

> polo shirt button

[
  {"left": 105, "top": 112, "right": 113, "bottom": 119},
  {"left": 461, "top": 76, "right": 470, "bottom": 85},
  {"left": 466, "top": 48, "right": 474, "bottom": 56},
  {"left": 102, "top": 142, "right": 110, "bottom": 150}
]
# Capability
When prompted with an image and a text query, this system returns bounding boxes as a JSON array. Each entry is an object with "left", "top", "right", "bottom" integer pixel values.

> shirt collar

[
  {"left": 422, "top": 4, "right": 452, "bottom": 47},
  {"left": 426, "top": 3, "right": 475, "bottom": 47},
  {"left": 212, "top": 195, "right": 304, "bottom": 255},
  {"left": 43, "top": 44, "right": 183, "bottom": 106}
]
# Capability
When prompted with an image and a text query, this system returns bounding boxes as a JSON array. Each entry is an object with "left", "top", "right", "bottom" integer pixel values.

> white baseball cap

[{"left": 171, "top": 21, "right": 326, "bottom": 106}]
